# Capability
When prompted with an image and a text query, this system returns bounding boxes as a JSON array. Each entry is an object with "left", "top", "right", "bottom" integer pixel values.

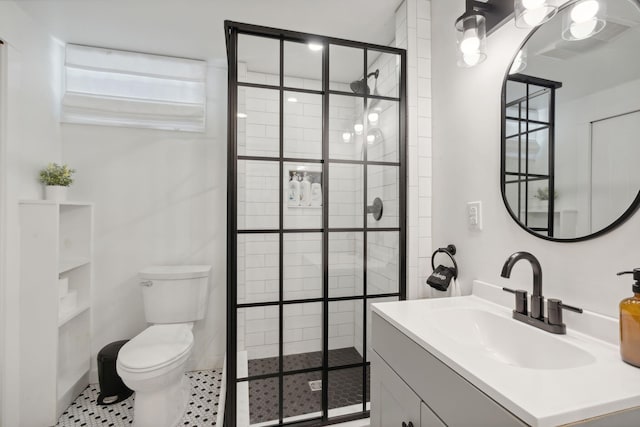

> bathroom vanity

[{"left": 371, "top": 281, "right": 640, "bottom": 427}]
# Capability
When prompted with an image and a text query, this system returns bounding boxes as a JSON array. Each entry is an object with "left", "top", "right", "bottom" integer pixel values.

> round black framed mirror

[{"left": 501, "top": 0, "right": 640, "bottom": 242}]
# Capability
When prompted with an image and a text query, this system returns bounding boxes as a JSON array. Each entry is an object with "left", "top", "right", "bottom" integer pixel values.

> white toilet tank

[{"left": 138, "top": 265, "right": 211, "bottom": 324}]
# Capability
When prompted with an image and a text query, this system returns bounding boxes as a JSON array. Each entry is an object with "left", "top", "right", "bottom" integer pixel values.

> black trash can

[{"left": 97, "top": 340, "right": 134, "bottom": 405}]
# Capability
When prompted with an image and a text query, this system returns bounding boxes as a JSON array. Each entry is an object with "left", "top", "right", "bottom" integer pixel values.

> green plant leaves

[{"left": 39, "top": 163, "right": 75, "bottom": 187}]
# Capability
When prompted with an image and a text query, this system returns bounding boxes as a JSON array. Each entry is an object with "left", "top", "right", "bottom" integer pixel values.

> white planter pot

[{"left": 45, "top": 185, "right": 68, "bottom": 201}]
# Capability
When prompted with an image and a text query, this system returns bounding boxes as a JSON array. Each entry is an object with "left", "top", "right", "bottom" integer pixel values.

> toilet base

[{"left": 132, "top": 375, "right": 189, "bottom": 427}]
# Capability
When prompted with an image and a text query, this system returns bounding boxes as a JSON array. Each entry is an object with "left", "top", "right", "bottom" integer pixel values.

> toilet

[{"left": 116, "top": 265, "right": 211, "bottom": 427}]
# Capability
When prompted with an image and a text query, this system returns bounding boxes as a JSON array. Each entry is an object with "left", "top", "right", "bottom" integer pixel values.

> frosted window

[{"left": 62, "top": 44, "right": 207, "bottom": 132}]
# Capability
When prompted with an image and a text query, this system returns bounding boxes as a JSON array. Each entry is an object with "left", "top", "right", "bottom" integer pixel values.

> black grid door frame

[
  {"left": 225, "top": 21, "right": 407, "bottom": 427},
  {"left": 502, "top": 74, "right": 560, "bottom": 238}
]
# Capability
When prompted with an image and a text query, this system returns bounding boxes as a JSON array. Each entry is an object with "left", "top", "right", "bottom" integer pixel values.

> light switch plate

[{"left": 467, "top": 201, "right": 482, "bottom": 231}]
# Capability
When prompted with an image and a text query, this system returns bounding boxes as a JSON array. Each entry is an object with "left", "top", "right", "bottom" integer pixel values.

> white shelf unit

[{"left": 19, "top": 200, "right": 93, "bottom": 426}]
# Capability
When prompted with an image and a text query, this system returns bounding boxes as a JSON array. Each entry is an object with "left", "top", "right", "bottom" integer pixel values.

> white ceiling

[{"left": 16, "top": 0, "right": 403, "bottom": 64}]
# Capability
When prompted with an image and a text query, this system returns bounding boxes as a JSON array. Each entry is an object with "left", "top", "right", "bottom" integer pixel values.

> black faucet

[
  {"left": 501, "top": 251, "right": 544, "bottom": 319},
  {"left": 501, "top": 251, "right": 582, "bottom": 334}
]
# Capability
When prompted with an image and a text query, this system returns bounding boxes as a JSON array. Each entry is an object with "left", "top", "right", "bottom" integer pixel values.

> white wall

[
  {"left": 431, "top": 0, "right": 640, "bottom": 317},
  {"left": 0, "top": 2, "right": 63, "bottom": 425},
  {"left": 61, "top": 63, "right": 228, "bottom": 377},
  {"left": 556, "top": 77, "right": 640, "bottom": 236}
]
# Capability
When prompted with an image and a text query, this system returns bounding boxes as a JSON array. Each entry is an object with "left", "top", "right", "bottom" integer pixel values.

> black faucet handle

[
  {"left": 560, "top": 302, "right": 583, "bottom": 313},
  {"left": 503, "top": 287, "right": 528, "bottom": 314},
  {"left": 548, "top": 299, "right": 583, "bottom": 326}
]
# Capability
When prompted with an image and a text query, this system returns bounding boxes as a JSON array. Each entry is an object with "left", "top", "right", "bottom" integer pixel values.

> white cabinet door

[
  {"left": 371, "top": 350, "right": 421, "bottom": 427},
  {"left": 421, "top": 402, "right": 446, "bottom": 427}
]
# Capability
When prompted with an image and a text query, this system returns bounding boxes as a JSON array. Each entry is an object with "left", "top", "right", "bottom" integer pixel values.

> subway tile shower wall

[
  {"left": 398, "top": 0, "right": 433, "bottom": 299},
  {"left": 236, "top": 57, "right": 401, "bottom": 360}
]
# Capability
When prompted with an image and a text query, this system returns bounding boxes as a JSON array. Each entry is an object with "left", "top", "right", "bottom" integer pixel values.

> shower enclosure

[{"left": 225, "top": 21, "right": 406, "bottom": 426}]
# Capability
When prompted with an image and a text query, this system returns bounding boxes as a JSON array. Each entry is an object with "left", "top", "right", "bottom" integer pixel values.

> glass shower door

[{"left": 226, "top": 21, "right": 406, "bottom": 427}]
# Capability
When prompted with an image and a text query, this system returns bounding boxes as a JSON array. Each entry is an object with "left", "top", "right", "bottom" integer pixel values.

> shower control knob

[{"left": 367, "top": 197, "right": 384, "bottom": 221}]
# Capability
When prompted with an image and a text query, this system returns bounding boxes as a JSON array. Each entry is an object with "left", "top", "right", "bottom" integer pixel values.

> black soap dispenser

[{"left": 617, "top": 269, "right": 640, "bottom": 367}]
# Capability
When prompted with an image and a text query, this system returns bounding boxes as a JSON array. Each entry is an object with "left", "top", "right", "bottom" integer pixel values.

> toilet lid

[{"left": 117, "top": 324, "right": 193, "bottom": 372}]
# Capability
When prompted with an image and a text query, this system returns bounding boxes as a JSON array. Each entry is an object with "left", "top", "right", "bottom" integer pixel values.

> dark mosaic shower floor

[{"left": 247, "top": 347, "right": 370, "bottom": 424}]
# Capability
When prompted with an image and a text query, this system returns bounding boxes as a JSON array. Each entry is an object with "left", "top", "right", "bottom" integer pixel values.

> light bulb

[
  {"left": 460, "top": 29, "right": 480, "bottom": 54},
  {"left": 523, "top": 7, "right": 548, "bottom": 26},
  {"left": 463, "top": 52, "right": 482, "bottom": 67},
  {"left": 570, "top": 0, "right": 599, "bottom": 23},
  {"left": 342, "top": 132, "right": 352, "bottom": 143},
  {"left": 368, "top": 112, "right": 379, "bottom": 124},
  {"left": 237, "top": 113, "right": 247, "bottom": 118},
  {"left": 308, "top": 42, "right": 323, "bottom": 51},
  {"left": 455, "top": 13, "right": 486, "bottom": 67},
  {"left": 570, "top": 18, "right": 598, "bottom": 39},
  {"left": 367, "top": 134, "right": 376, "bottom": 144},
  {"left": 354, "top": 123, "right": 364, "bottom": 135},
  {"left": 522, "top": 0, "right": 545, "bottom": 9},
  {"left": 287, "top": 97, "right": 298, "bottom": 103}
]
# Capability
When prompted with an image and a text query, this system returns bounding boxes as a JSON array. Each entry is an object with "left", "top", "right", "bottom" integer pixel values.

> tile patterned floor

[
  {"left": 247, "top": 348, "right": 370, "bottom": 424},
  {"left": 56, "top": 369, "right": 222, "bottom": 426},
  {"left": 248, "top": 347, "right": 364, "bottom": 377}
]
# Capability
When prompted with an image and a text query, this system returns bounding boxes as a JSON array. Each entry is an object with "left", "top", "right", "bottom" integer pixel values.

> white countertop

[{"left": 371, "top": 280, "right": 640, "bottom": 427}]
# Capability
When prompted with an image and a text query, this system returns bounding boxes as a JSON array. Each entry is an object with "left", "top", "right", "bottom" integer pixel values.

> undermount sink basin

[{"left": 425, "top": 307, "right": 597, "bottom": 370}]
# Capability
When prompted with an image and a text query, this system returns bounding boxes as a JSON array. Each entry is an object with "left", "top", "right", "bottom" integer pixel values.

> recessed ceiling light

[
  {"left": 308, "top": 42, "right": 323, "bottom": 51},
  {"left": 237, "top": 113, "right": 247, "bottom": 118},
  {"left": 287, "top": 97, "right": 298, "bottom": 103}
]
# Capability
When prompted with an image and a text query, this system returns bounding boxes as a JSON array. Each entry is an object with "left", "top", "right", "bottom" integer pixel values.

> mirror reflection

[{"left": 502, "top": 0, "right": 640, "bottom": 240}]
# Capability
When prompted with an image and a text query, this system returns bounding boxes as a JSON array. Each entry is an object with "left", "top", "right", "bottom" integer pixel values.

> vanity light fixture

[
  {"left": 308, "top": 42, "right": 323, "bottom": 51},
  {"left": 354, "top": 123, "right": 364, "bottom": 135},
  {"left": 455, "top": 11, "right": 488, "bottom": 67},
  {"left": 342, "top": 132, "right": 352, "bottom": 143},
  {"left": 237, "top": 112, "right": 247, "bottom": 118},
  {"left": 287, "top": 97, "right": 298, "bottom": 103},
  {"left": 509, "top": 48, "right": 527, "bottom": 74},
  {"left": 562, "top": 0, "right": 606, "bottom": 41},
  {"left": 514, "top": 0, "right": 558, "bottom": 28},
  {"left": 367, "top": 111, "right": 380, "bottom": 125}
]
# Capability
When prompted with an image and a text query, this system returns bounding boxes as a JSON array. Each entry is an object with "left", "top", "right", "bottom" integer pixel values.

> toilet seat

[{"left": 118, "top": 324, "right": 193, "bottom": 373}]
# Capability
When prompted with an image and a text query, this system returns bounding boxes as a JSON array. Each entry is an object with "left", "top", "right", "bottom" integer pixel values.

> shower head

[
  {"left": 350, "top": 79, "right": 369, "bottom": 96},
  {"left": 350, "top": 69, "right": 380, "bottom": 95}
]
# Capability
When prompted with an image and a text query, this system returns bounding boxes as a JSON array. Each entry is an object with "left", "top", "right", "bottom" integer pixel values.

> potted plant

[
  {"left": 533, "top": 186, "right": 558, "bottom": 208},
  {"left": 39, "top": 163, "right": 75, "bottom": 201}
]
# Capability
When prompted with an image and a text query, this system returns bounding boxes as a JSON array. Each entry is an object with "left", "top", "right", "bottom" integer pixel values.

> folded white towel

[{"left": 450, "top": 277, "right": 462, "bottom": 297}]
